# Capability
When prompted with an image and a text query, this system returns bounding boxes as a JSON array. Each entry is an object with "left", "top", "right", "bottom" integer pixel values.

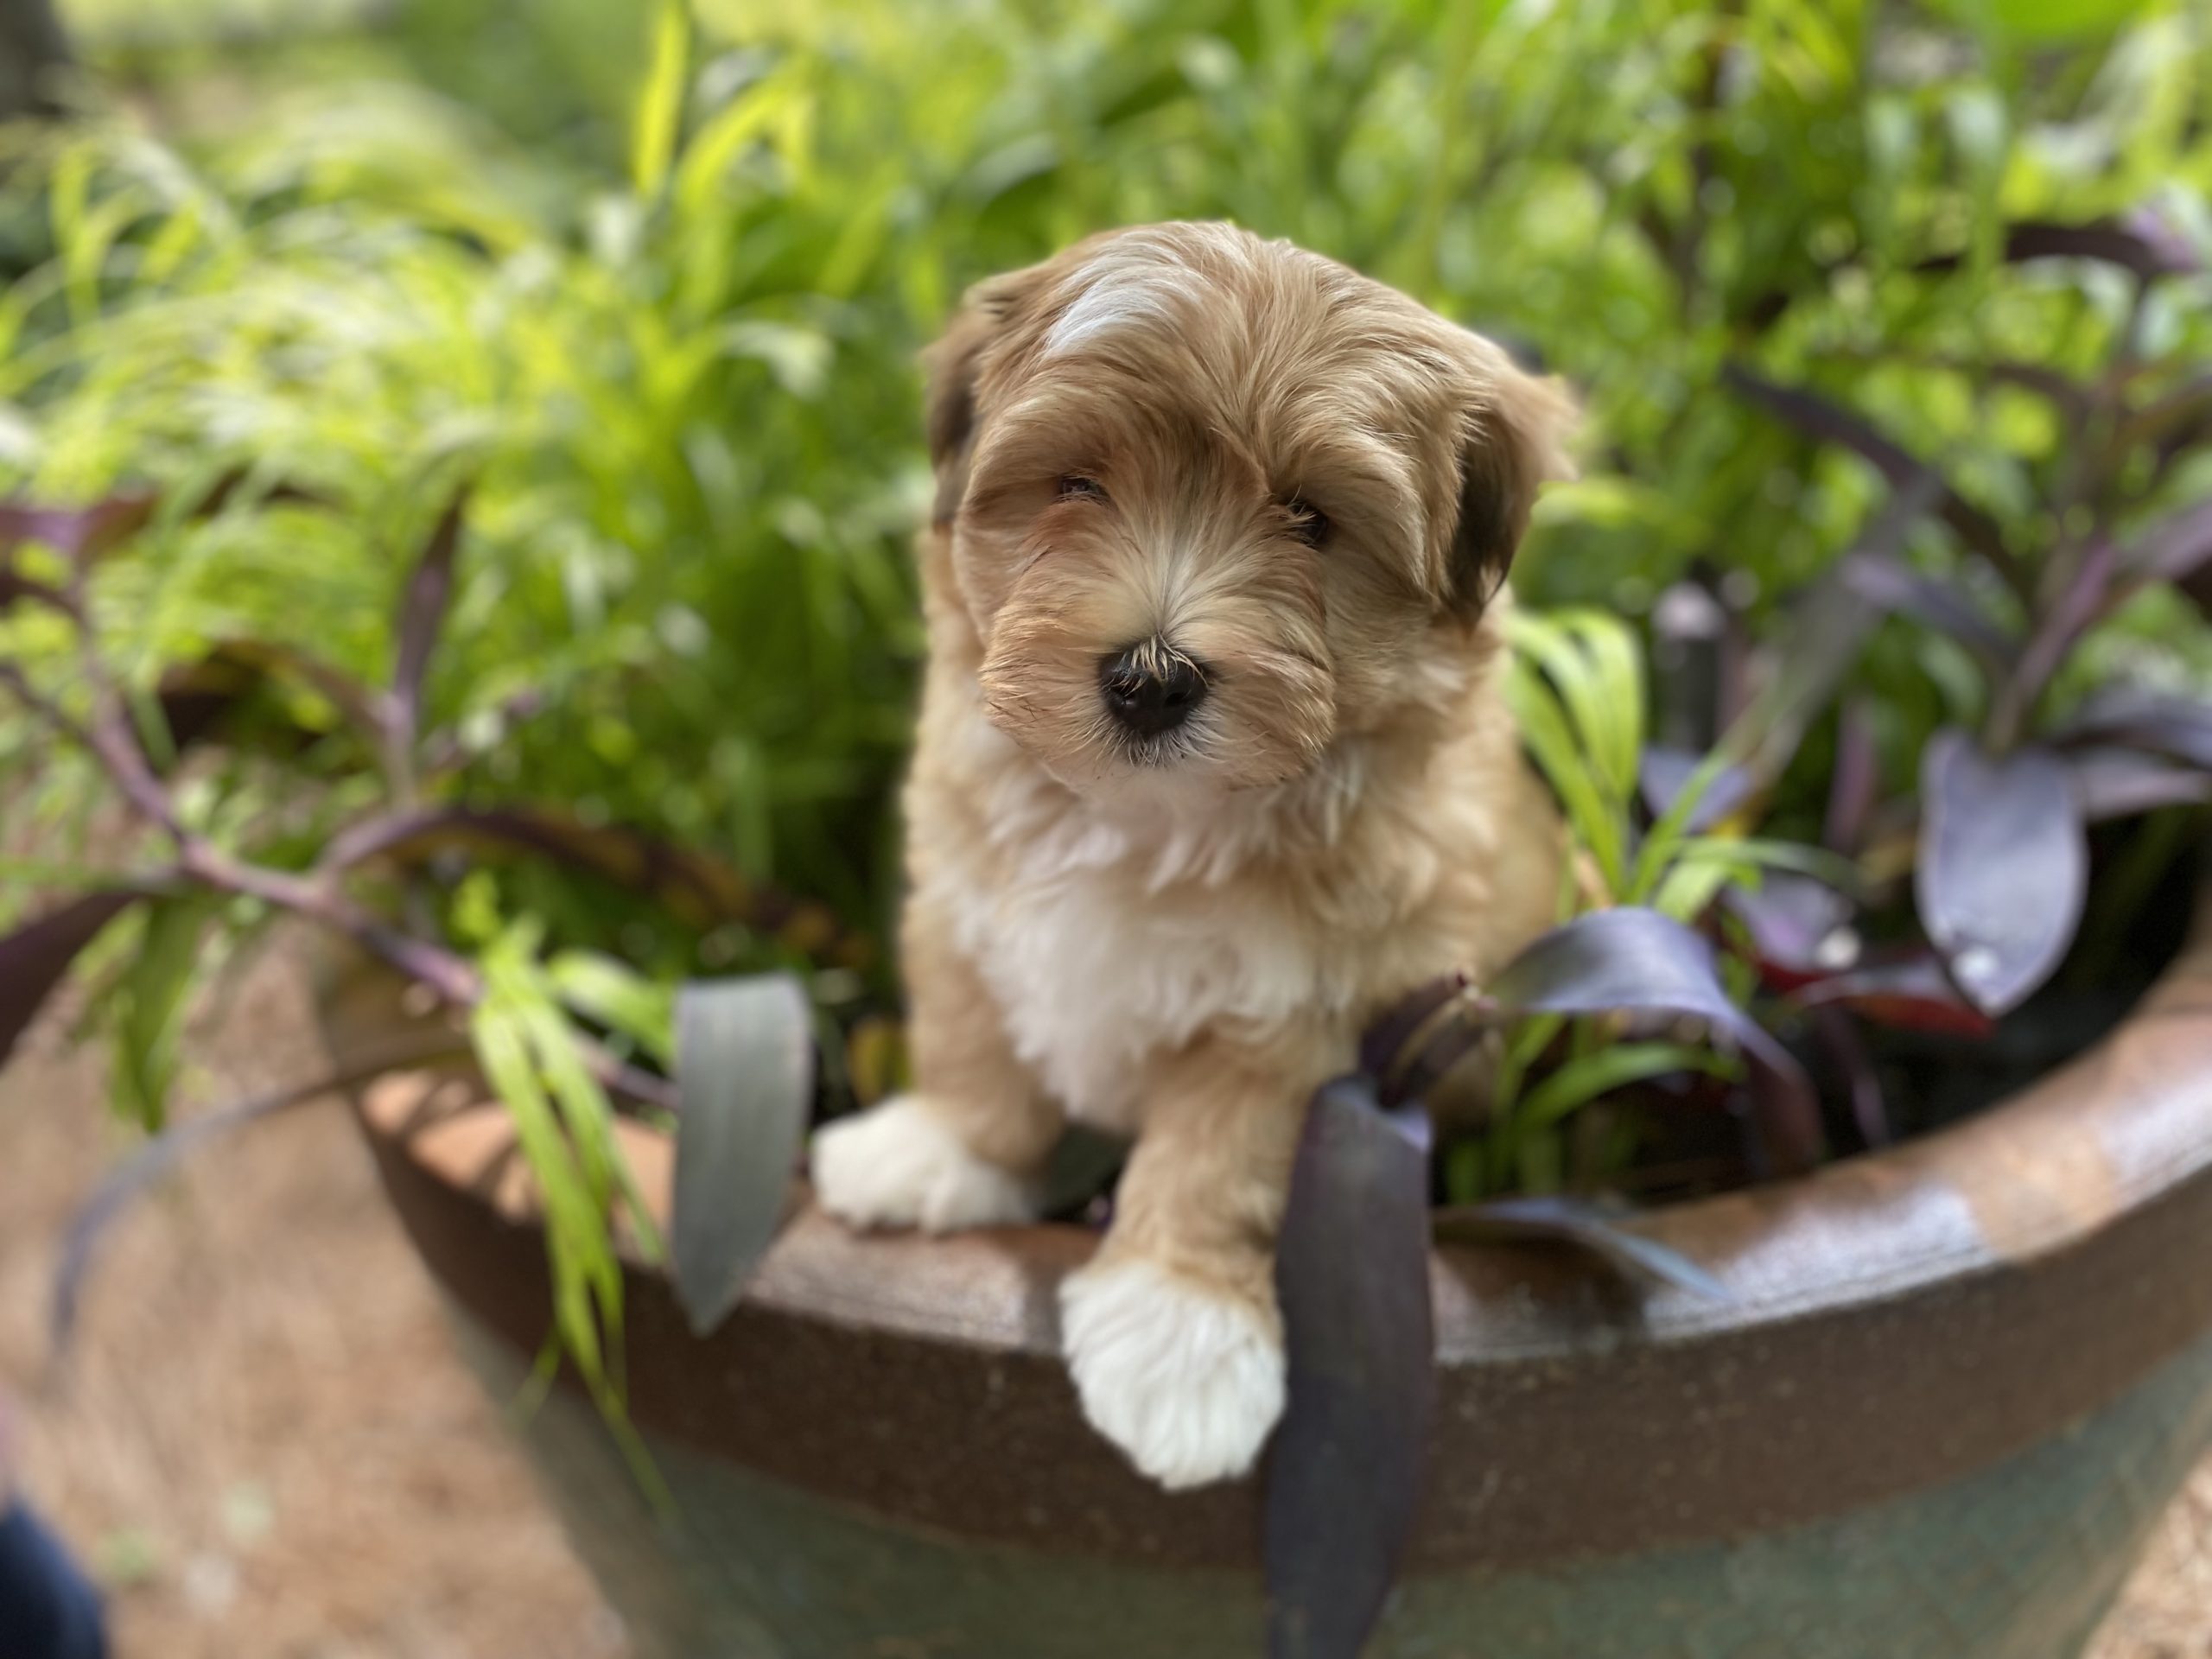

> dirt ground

[{"left": 0, "top": 932, "right": 2208, "bottom": 1659}]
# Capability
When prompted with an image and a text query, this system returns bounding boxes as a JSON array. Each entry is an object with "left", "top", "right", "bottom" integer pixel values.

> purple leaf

[
  {"left": 51, "top": 1028, "right": 467, "bottom": 1353},
  {"left": 673, "top": 974, "right": 814, "bottom": 1334},
  {"left": 1915, "top": 214, "right": 2200, "bottom": 281},
  {"left": 1728, "top": 874, "right": 1859, "bottom": 987},
  {"left": 2007, "top": 538, "right": 2120, "bottom": 720},
  {"left": 2068, "top": 745, "right": 2212, "bottom": 822},
  {"left": 156, "top": 640, "right": 392, "bottom": 755},
  {"left": 1838, "top": 551, "right": 2014, "bottom": 678},
  {"left": 1357, "top": 972, "right": 1470, "bottom": 1084},
  {"left": 1432, "top": 1194, "right": 1730, "bottom": 1301},
  {"left": 1376, "top": 1014, "right": 1495, "bottom": 1114},
  {"left": 2003, "top": 213, "right": 2199, "bottom": 280},
  {"left": 2057, "top": 689, "right": 2212, "bottom": 771},
  {"left": 1488, "top": 908, "right": 1824, "bottom": 1174},
  {"left": 1823, "top": 696, "right": 1880, "bottom": 854},
  {"left": 390, "top": 493, "right": 467, "bottom": 752},
  {"left": 1808, "top": 1006, "right": 1890, "bottom": 1149},
  {"left": 2118, "top": 497, "right": 2212, "bottom": 592},
  {"left": 0, "top": 492, "right": 157, "bottom": 563},
  {"left": 0, "top": 567, "right": 73, "bottom": 615},
  {"left": 320, "top": 805, "right": 761, "bottom": 929},
  {"left": 1915, "top": 732, "right": 2087, "bottom": 1016},
  {"left": 2065, "top": 690, "right": 2212, "bottom": 768},
  {"left": 1267, "top": 1075, "right": 1434, "bottom": 1659},
  {"left": 1723, "top": 366, "right": 2014, "bottom": 576},
  {"left": 1723, "top": 479, "right": 1942, "bottom": 782},
  {"left": 1639, "top": 747, "right": 1755, "bottom": 831},
  {"left": 1793, "top": 954, "right": 1996, "bottom": 1037},
  {"left": 0, "top": 891, "right": 145, "bottom": 1070}
]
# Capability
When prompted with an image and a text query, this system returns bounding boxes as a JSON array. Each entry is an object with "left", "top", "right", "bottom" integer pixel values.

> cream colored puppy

[{"left": 810, "top": 223, "right": 1571, "bottom": 1489}]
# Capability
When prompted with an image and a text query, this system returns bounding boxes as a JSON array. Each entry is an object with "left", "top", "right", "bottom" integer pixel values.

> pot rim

[
  {"left": 354, "top": 928, "right": 2212, "bottom": 1363},
  {"left": 337, "top": 925, "right": 2212, "bottom": 1569}
]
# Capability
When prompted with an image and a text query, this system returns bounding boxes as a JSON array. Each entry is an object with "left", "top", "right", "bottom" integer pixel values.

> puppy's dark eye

[
  {"left": 1058, "top": 474, "right": 1107, "bottom": 502},
  {"left": 1285, "top": 498, "right": 1331, "bottom": 547}
]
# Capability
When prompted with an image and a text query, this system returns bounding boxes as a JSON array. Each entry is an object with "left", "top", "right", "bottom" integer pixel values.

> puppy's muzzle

[{"left": 1099, "top": 639, "right": 1208, "bottom": 740}]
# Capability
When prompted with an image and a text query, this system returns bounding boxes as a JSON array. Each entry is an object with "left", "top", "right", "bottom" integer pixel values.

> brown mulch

[
  {"left": 0, "top": 928, "right": 2203, "bottom": 1658},
  {"left": 0, "top": 933, "right": 626, "bottom": 1659}
]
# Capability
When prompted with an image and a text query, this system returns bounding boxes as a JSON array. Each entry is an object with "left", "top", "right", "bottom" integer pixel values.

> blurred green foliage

[{"left": 5, "top": 0, "right": 2209, "bottom": 971}]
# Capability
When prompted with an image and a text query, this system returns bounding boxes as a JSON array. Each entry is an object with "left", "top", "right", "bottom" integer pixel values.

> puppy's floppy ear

[
  {"left": 923, "top": 268, "right": 1041, "bottom": 529},
  {"left": 1446, "top": 361, "right": 1580, "bottom": 613}
]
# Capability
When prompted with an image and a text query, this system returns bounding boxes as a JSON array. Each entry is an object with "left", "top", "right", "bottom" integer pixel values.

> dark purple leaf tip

[
  {"left": 1915, "top": 731, "right": 2087, "bottom": 1017},
  {"left": 1489, "top": 908, "right": 1824, "bottom": 1175},
  {"left": 1267, "top": 1075, "right": 1435, "bottom": 1659}
]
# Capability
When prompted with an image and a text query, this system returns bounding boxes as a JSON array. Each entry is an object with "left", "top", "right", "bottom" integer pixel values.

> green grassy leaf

[
  {"left": 631, "top": 1, "right": 692, "bottom": 199},
  {"left": 549, "top": 950, "right": 677, "bottom": 1069},
  {"left": 1505, "top": 653, "right": 1624, "bottom": 894},
  {"left": 107, "top": 899, "right": 213, "bottom": 1132}
]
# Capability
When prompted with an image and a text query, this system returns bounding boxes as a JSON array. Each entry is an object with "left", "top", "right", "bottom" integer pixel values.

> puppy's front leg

[
  {"left": 1060, "top": 1024, "right": 1343, "bottom": 1490},
  {"left": 810, "top": 918, "right": 1061, "bottom": 1234}
]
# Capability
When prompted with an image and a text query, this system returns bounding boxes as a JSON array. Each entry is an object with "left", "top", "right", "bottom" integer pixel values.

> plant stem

[{"left": 0, "top": 664, "right": 676, "bottom": 1112}]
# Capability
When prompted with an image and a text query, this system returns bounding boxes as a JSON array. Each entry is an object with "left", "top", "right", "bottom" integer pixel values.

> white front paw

[
  {"left": 809, "top": 1095, "right": 1037, "bottom": 1235},
  {"left": 1060, "top": 1257, "right": 1287, "bottom": 1491}
]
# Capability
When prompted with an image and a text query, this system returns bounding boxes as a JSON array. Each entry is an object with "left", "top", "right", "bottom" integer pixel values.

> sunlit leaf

[
  {"left": 549, "top": 950, "right": 676, "bottom": 1069},
  {"left": 632, "top": 0, "right": 692, "bottom": 198},
  {"left": 471, "top": 990, "right": 620, "bottom": 1394},
  {"left": 107, "top": 898, "right": 213, "bottom": 1132},
  {"left": 1505, "top": 651, "right": 1624, "bottom": 893}
]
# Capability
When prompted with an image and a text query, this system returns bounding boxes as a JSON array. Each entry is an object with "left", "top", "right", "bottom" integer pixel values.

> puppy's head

[{"left": 926, "top": 222, "right": 1574, "bottom": 801}]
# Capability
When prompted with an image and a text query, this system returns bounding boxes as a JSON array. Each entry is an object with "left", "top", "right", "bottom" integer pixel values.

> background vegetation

[{"left": 3, "top": 0, "right": 2209, "bottom": 1224}]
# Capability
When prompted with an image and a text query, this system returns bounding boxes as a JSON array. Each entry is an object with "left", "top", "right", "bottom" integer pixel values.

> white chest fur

[{"left": 938, "top": 813, "right": 1347, "bottom": 1132}]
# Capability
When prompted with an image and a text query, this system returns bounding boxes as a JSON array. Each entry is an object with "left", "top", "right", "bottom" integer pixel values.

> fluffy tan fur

[{"left": 810, "top": 222, "right": 1576, "bottom": 1489}]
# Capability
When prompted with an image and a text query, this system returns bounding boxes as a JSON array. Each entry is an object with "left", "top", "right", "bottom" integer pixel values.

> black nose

[{"left": 1099, "top": 641, "right": 1208, "bottom": 738}]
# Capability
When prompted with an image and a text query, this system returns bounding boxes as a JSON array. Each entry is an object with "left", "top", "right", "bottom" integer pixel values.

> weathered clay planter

[{"left": 321, "top": 933, "right": 2212, "bottom": 1659}]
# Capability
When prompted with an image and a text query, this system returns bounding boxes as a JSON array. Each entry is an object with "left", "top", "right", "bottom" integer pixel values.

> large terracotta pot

[{"left": 321, "top": 933, "right": 2212, "bottom": 1659}]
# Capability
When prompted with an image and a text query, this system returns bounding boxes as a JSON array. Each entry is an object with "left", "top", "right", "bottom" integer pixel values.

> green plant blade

[
  {"left": 550, "top": 950, "right": 677, "bottom": 1070},
  {"left": 108, "top": 898, "right": 213, "bottom": 1132},
  {"left": 631, "top": 0, "right": 692, "bottom": 198},
  {"left": 472, "top": 975, "right": 634, "bottom": 1395},
  {"left": 1512, "top": 1041, "right": 1732, "bottom": 1139}
]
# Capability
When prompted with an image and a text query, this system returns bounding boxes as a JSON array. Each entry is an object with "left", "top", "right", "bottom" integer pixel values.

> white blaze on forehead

[{"left": 1044, "top": 248, "right": 1211, "bottom": 358}]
